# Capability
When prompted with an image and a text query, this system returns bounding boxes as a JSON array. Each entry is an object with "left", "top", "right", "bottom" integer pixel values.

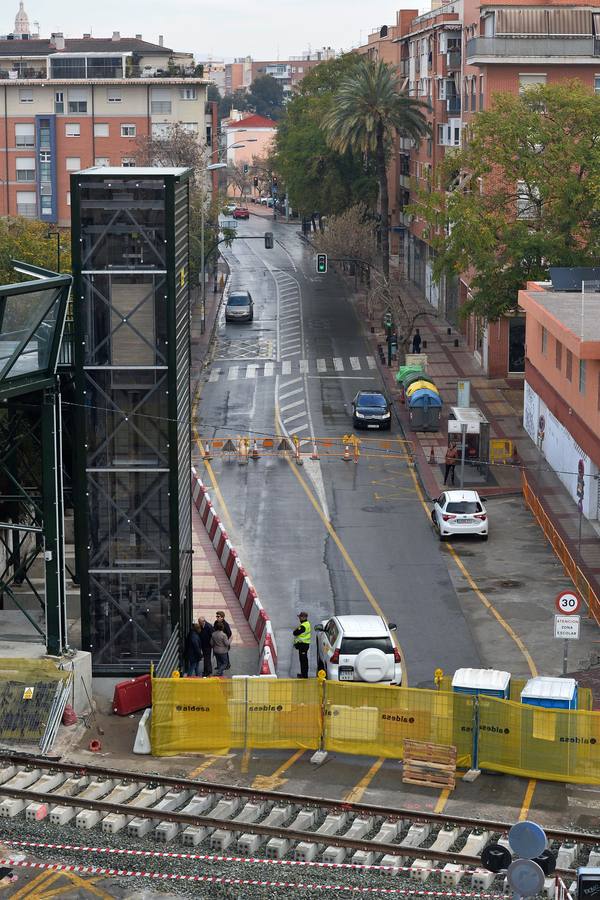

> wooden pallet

[{"left": 402, "top": 740, "right": 456, "bottom": 790}]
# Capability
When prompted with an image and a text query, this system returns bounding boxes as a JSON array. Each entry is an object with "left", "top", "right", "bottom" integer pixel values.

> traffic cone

[
  {"left": 429, "top": 446, "right": 436, "bottom": 465},
  {"left": 310, "top": 441, "right": 320, "bottom": 460},
  {"left": 200, "top": 440, "right": 213, "bottom": 461},
  {"left": 259, "top": 655, "right": 271, "bottom": 675},
  {"left": 343, "top": 444, "right": 351, "bottom": 462},
  {"left": 250, "top": 439, "right": 260, "bottom": 460}
]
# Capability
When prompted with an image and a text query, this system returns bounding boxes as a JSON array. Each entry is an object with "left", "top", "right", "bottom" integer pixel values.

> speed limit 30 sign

[{"left": 555, "top": 590, "right": 581, "bottom": 615}]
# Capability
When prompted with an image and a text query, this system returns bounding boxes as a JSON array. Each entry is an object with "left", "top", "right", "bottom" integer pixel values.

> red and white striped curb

[
  {"left": 0, "top": 859, "right": 508, "bottom": 896},
  {"left": 192, "top": 468, "right": 277, "bottom": 676}
]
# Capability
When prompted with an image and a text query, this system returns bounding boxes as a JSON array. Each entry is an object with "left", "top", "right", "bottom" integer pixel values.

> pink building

[{"left": 222, "top": 113, "right": 277, "bottom": 198}]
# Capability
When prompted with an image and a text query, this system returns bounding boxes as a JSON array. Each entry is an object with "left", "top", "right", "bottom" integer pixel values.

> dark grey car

[{"left": 225, "top": 290, "right": 253, "bottom": 323}]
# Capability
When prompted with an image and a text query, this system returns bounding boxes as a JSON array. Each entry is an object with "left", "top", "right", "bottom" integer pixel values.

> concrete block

[
  {"left": 379, "top": 855, "right": 406, "bottom": 870},
  {"left": 323, "top": 846, "right": 347, "bottom": 864},
  {"left": 556, "top": 843, "right": 578, "bottom": 870},
  {"left": 401, "top": 823, "right": 430, "bottom": 849},
  {"left": 265, "top": 838, "right": 290, "bottom": 859},
  {"left": 459, "top": 830, "right": 490, "bottom": 857},
  {"left": 430, "top": 825, "right": 462, "bottom": 853},
  {"left": 50, "top": 778, "right": 113, "bottom": 826},
  {"left": 352, "top": 850, "right": 376, "bottom": 866},
  {"left": 410, "top": 859, "right": 433, "bottom": 882},
  {"left": 471, "top": 869, "right": 496, "bottom": 890},
  {"left": 440, "top": 863, "right": 464, "bottom": 887},
  {"left": 127, "top": 790, "right": 191, "bottom": 839}
]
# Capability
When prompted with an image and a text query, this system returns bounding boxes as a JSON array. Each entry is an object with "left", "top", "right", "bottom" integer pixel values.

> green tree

[
  {"left": 324, "top": 57, "right": 430, "bottom": 279},
  {"left": 219, "top": 88, "right": 249, "bottom": 120},
  {"left": 274, "top": 54, "right": 377, "bottom": 217},
  {"left": 246, "top": 74, "right": 284, "bottom": 120},
  {"left": 413, "top": 81, "right": 600, "bottom": 320},
  {"left": 0, "top": 217, "right": 71, "bottom": 283}
]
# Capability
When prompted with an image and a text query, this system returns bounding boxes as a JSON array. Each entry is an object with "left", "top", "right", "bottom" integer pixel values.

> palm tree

[{"left": 324, "top": 57, "right": 431, "bottom": 279}]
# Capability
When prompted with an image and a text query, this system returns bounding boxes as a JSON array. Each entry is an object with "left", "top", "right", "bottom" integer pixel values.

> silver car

[{"left": 225, "top": 290, "right": 254, "bottom": 323}]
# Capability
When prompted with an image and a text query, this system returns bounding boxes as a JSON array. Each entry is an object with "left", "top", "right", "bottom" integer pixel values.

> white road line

[
  {"left": 279, "top": 386, "right": 303, "bottom": 400},
  {"left": 280, "top": 376, "right": 302, "bottom": 387},
  {"left": 284, "top": 410, "right": 307, "bottom": 424},
  {"left": 227, "top": 366, "right": 238, "bottom": 381},
  {"left": 290, "top": 423, "right": 308, "bottom": 434},
  {"left": 317, "top": 359, "right": 327, "bottom": 372},
  {"left": 283, "top": 349, "right": 302, "bottom": 356},
  {"left": 264, "top": 362, "right": 274, "bottom": 377},
  {"left": 246, "top": 365, "right": 258, "bottom": 379},
  {"left": 367, "top": 356, "right": 376, "bottom": 369},
  {"left": 350, "top": 357, "right": 361, "bottom": 370},
  {"left": 282, "top": 360, "right": 292, "bottom": 375},
  {"left": 280, "top": 398, "right": 305, "bottom": 412},
  {"left": 333, "top": 358, "right": 344, "bottom": 372},
  {"left": 299, "top": 359, "right": 309, "bottom": 373},
  {"left": 209, "top": 369, "right": 220, "bottom": 382},
  {"left": 307, "top": 375, "right": 375, "bottom": 380}
]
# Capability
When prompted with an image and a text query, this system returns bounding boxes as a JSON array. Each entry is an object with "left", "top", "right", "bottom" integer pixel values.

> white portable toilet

[
  {"left": 521, "top": 676, "right": 578, "bottom": 711},
  {"left": 451, "top": 668, "right": 511, "bottom": 700}
]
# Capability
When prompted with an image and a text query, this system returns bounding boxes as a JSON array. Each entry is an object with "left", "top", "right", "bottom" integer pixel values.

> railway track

[{"left": 0, "top": 752, "right": 590, "bottom": 897}]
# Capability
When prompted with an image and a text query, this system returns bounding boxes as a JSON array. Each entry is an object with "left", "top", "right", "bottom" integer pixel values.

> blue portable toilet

[
  {"left": 451, "top": 668, "right": 511, "bottom": 700},
  {"left": 521, "top": 676, "right": 578, "bottom": 711}
]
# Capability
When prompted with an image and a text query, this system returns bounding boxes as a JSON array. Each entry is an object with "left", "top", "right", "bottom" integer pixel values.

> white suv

[
  {"left": 431, "top": 489, "right": 488, "bottom": 541},
  {"left": 315, "top": 615, "right": 402, "bottom": 685}
]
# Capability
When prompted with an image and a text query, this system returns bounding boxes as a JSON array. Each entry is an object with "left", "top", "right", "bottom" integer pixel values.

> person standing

[
  {"left": 197, "top": 617, "right": 214, "bottom": 676},
  {"left": 184, "top": 623, "right": 203, "bottom": 677},
  {"left": 213, "top": 611, "right": 232, "bottom": 670},
  {"left": 293, "top": 612, "right": 311, "bottom": 679},
  {"left": 444, "top": 440, "right": 460, "bottom": 486},
  {"left": 211, "top": 621, "right": 231, "bottom": 676},
  {"left": 412, "top": 328, "right": 422, "bottom": 354}
]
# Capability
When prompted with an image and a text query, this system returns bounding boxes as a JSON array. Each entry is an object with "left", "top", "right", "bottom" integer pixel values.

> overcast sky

[{"left": 22, "top": 0, "right": 425, "bottom": 61}]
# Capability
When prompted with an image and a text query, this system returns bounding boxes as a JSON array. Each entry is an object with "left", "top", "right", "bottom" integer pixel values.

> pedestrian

[
  {"left": 444, "top": 440, "right": 460, "bottom": 486},
  {"left": 412, "top": 328, "right": 422, "bottom": 354},
  {"left": 211, "top": 621, "right": 231, "bottom": 676},
  {"left": 197, "top": 616, "right": 214, "bottom": 676},
  {"left": 293, "top": 611, "right": 311, "bottom": 679},
  {"left": 213, "top": 611, "right": 232, "bottom": 671},
  {"left": 184, "top": 623, "right": 203, "bottom": 677}
]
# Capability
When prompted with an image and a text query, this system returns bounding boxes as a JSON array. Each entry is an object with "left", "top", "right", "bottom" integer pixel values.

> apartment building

[
  {"left": 383, "top": 0, "right": 600, "bottom": 377},
  {"left": 520, "top": 276, "right": 600, "bottom": 521},
  {"left": 225, "top": 48, "right": 336, "bottom": 97},
  {"left": 0, "top": 6, "right": 208, "bottom": 226}
]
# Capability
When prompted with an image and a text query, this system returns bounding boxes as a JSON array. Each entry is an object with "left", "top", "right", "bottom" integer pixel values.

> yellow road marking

[
  {"left": 344, "top": 758, "right": 385, "bottom": 803},
  {"left": 275, "top": 406, "right": 409, "bottom": 686},
  {"left": 189, "top": 756, "right": 219, "bottom": 779},
  {"left": 434, "top": 788, "right": 451, "bottom": 814},
  {"left": 8, "top": 871, "right": 61, "bottom": 899},
  {"left": 405, "top": 463, "right": 538, "bottom": 678},
  {"left": 191, "top": 383, "right": 233, "bottom": 531},
  {"left": 252, "top": 749, "right": 305, "bottom": 790},
  {"left": 519, "top": 779, "right": 537, "bottom": 820}
]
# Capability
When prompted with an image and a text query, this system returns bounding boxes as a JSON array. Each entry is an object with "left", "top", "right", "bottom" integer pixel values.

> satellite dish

[
  {"left": 380, "top": 25, "right": 388, "bottom": 37},
  {"left": 507, "top": 859, "right": 545, "bottom": 897},
  {"left": 509, "top": 821, "right": 547, "bottom": 860}
]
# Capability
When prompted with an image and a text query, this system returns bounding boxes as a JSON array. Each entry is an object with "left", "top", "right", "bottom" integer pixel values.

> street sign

[
  {"left": 554, "top": 614, "right": 580, "bottom": 639},
  {"left": 555, "top": 590, "right": 581, "bottom": 615}
]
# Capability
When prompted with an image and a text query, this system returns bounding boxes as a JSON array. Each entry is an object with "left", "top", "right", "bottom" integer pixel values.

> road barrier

[
  {"left": 522, "top": 471, "right": 600, "bottom": 625},
  {"left": 198, "top": 434, "right": 413, "bottom": 464},
  {"left": 150, "top": 676, "right": 600, "bottom": 784}
]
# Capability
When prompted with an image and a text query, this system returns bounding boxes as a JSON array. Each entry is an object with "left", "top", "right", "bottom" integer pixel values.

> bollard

[
  {"left": 343, "top": 445, "right": 351, "bottom": 462},
  {"left": 250, "top": 439, "right": 260, "bottom": 460},
  {"left": 429, "top": 447, "right": 435, "bottom": 465},
  {"left": 200, "top": 440, "right": 213, "bottom": 461},
  {"left": 310, "top": 441, "right": 320, "bottom": 460}
]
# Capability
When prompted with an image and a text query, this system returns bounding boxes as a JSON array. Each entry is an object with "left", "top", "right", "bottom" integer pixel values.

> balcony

[
  {"left": 446, "top": 49, "right": 461, "bottom": 70},
  {"left": 446, "top": 96, "right": 461, "bottom": 113},
  {"left": 466, "top": 36, "right": 599, "bottom": 63}
]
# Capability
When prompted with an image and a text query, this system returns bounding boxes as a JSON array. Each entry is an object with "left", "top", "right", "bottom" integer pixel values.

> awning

[{"left": 496, "top": 8, "right": 547, "bottom": 35}]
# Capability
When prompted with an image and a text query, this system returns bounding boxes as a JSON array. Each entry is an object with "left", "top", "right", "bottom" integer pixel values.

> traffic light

[
  {"left": 316, "top": 253, "right": 327, "bottom": 274},
  {"left": 264, "top": 232, "right": 274, "bottom": 249},
  {"left": 272, "top": 175, "right": 278, "bottom": 186},
  {"left": 243, "top": 163, "right": 249, "bottom": 174}
]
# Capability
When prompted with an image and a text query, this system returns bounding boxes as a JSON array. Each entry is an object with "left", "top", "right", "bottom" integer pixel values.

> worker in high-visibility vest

[{"left": 293, "top": 611, "right": 312, "bottom": 679}]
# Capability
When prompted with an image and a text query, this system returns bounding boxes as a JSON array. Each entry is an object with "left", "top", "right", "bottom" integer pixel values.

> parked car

[
  {"left": 225, "top": 290, "right": 253, "bottom": 323},
  {"left": 223, "top": 203, "right": 237, "bottom": 215},
  {"left": 431, "top": 489, "right": 488, "bottom": 542},
  {"left": 315, "top": 615, "right": 402, "bottom": 685},
  {"left": 351, "top": 390, "right": 391, "bottom": 430},
  {"left": 259, "top": 197, "right": 274, "bottom": 207},
  {"left": 233, "top": 207, "right": 250, "bottom": 220}
]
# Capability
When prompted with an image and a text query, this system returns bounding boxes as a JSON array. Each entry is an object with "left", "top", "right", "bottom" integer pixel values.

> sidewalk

[{"left": 364, "top": 274, "right": 600, "bottom": 615}]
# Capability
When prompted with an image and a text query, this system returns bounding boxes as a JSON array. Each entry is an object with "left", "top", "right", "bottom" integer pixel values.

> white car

[
  {"left": 315, "top": 615, "right": 402, "bottom": 685},
  {"left": 431, "top": 489, "right": 488, "bottom": 541}
]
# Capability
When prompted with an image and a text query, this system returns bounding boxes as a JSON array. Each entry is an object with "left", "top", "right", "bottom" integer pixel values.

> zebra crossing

[{"left": 207, "top": 355, "right": 377, "bottom": 383}]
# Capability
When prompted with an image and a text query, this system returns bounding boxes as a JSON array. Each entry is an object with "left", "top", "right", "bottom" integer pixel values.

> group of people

[{"left": 185, "top": 611, "right": 232, "bottom": 677}]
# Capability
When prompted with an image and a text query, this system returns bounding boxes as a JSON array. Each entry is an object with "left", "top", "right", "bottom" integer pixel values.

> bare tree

[
  {"left": 226, "top": 162, "right": 252, "bottom": 200},
  {"left": 313, "top": 204, "right": 377, "bottom": 267},
  {"left": 136, "top": 123, "right": 205, "bottom": 180}
]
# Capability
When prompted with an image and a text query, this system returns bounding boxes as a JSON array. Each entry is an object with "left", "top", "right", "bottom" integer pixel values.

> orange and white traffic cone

[
  {"left": 343, "top": 444, "right": 351, "bottom": 462},
  {"left": 200, "top": 440, "right": 213, "bottom": 461},
  {"left": 250, "top": 439, "right": 260, "bottom": 460},
  {"left": 429, "top": 446, "right": 435, "bottom": 465},
  {"left": 310, "top": 440, "right": 320, "bottom": 460}
]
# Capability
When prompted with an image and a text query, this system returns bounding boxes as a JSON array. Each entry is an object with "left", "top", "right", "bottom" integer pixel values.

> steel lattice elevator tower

[{"left": 71, "top": 167, "right": 192, "bottom": 674}]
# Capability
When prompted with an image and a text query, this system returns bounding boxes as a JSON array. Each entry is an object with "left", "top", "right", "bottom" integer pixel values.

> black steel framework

[
  {"left": 71, "top": 168, "right": 193, "bottom": 674},
  {"left": 0, "top": 264, "right": 72, "bottom": 656}
]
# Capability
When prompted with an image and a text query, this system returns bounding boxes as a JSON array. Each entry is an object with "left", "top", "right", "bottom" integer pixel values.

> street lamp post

[
  {"left": 46, "top": 230, "right": 61, "bottom": 272},
  {"left": 201, "top": 160, "right": 227, "bottom": 334}
]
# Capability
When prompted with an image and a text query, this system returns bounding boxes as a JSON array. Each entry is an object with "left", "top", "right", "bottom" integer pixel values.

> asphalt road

[{"left": 195, "top": 215, "right": 481, "bottom": 686}]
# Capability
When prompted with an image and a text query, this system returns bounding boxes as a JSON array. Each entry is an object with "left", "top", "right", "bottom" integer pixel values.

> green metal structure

[
  {"left": 0, "top": 262, "right": 72, "bottom": 656},
  {"left": 70, "top": 167, "right": 193, "bottom": 674}
]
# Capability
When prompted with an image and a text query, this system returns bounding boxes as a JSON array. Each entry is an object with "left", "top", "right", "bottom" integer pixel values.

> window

[
  {"left": 65, "top": 123, "right": 80, "bottom": 137},
  {"left": 15, "top": 158, "right": 35, "bottom": 182},
  {"left": 471, "top": 79, "right": 476, "bottom": 111},
  {"left": 54, "top": 91, "right": 64, "bottom": 113},
  {"left": 15, "top": 123, "right": 35, "bottom": 147},
  {"left": 66, "top": 191, "right": 71, "bottom": 206},
  {"left": 541, "top": 326, "right": 547, "bottom": 354},
  {"left": 95, "top": 157, "right": 110, "bottom": 166},
  {"left": 19, "top": 88, "right": 33, "bottom": 103},
  {"left": 519, "top": 73, "right": 546, "bottom": 93},
  {"left": 181, "top": 122, "right": 198, "bottom": 133},
  {"left": 479, "top": 75, "right": 484, "bottom": 110},
  {"left": 179, "top": 87, "right": 197, "bottom": 100},
  {"left": 94, "top": 123, "right": 109, "bottom": 138},
  {"left": 16, "top": 190, "right": 36, "bottom": 217},
  {"left": 579, "top": 359, "right": 586, "bottom": 394},
  {"left": 68, "top": 89, "right": 88, "bottom": 113},
  {"left": 120, "top": 124, "right": 136, "bottom": 137},
  {"left": 39, "top": 119, "right": 51, "bottom": 148},
  {"left": 107, "top": 88, "right": 121, "bottom": 102},
  {"left": 66, "top": 157, "right": 81, "bottom": 171},
  {"left": 595, "top": 76, "right": 600, "bottom": 95},
  {"left": 566, "top": 348, "right": 573, "bottom": 381},
  {"left": 121, "top": 157, "right": 136, "bottom": 167},
  {"left": 40, "top": 195, "right": 52, "bottom": 215},
  {"left": 39, "top": 150, "right": 51, "bottom": 180},
  {"left": 555, "top": 339, "right": 562, "bottom": 370},
  {"left": 151, "top": 122, "right": 170, "bottom": 138},
  {"left": 151, "top": 88, "right": 171, "bottom": 114}
]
